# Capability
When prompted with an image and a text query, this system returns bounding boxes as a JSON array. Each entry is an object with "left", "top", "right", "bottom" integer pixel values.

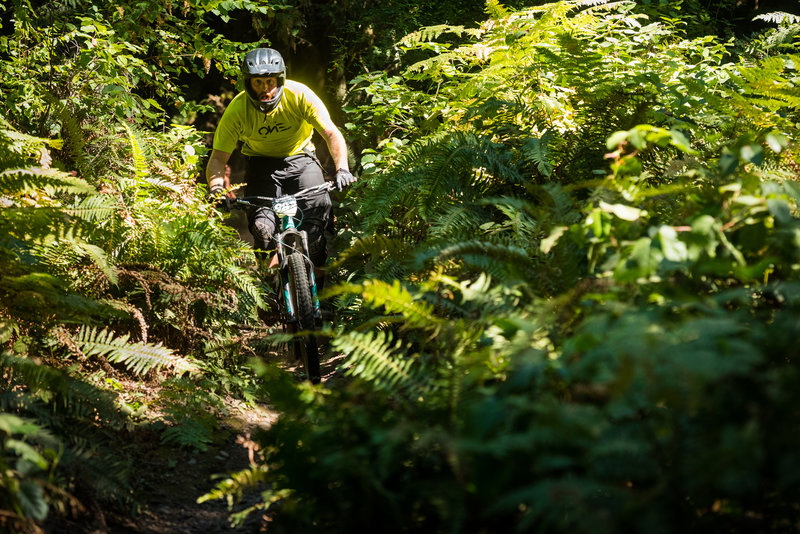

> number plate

[{"left": 273, "top": 196, "right": 298, "bottom": 217}]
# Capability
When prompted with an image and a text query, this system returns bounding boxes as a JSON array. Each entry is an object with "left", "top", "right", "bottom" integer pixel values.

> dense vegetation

[{"left": 2, "top": 0, "right": 800, "bottom": 532}]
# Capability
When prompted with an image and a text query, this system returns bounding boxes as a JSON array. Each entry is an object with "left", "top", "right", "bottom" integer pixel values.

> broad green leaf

[
  {"left": 657, "top": 226, "right": 688, "bottom": 262},
  {"left": 766, "top": 132, "right": 788, "bottom": 153},
  {"left": 606, "top": 130, "right": 629, "bottom": 150},
  {"left": 17, "top": 481, "right": 48, "bottom": 520},
  {"left": 541, "top": 226, "right": 567, "bottom": 254},
  {"left": 719, "top": 148, "right": 739, "bottom": 176},
  {"left": 599, "top": 201, "right": 645, "bottom": 221},
  {"left": 767, "top": 198, "right": 792, "bottom": 224},
  {"left": 7, "top": 439, "right": 49, "bottom": 470},
  {"left": 0, "top": 414, "right": 39, "bottom": 436}
]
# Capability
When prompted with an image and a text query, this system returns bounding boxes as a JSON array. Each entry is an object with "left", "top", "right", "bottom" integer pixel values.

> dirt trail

[
  {"left": 128, "top": 400, "right": 276, "bottom": 534},
  {"left": 44, "top": 353, "right": 345, "bottom": 534},
  {"left": 43, "top": 398, "right": 275, "bottom": 534}
]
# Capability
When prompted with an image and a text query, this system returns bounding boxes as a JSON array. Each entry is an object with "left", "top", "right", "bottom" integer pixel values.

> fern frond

[
  {"left": 575, "top": 1, "right": 638, "bottom": 17},
  {"left": 484, "top": 0, "right": 510, "bottom": 20},
  {"left": 418, "top": 240, "right": 533, "bottom": 280},
  {"left": 37, "top": 238, "right": 119, "bottom": 286},
  {"left": 141, "top": 175, "right": 183, "bottom": 193},
  {"left": 78, "top": 242, "right": 118, "bottom": 284},
  {"left": 0, "top": 117, "right": 61, "bottom": 168},
  {"left": 330, "top": 234, "right": 411, "bottom": 269},
  {"left": 73, "top": 326, "right": 198, "bottom": 376},
  {"left": 198, "top": 465, "right": 270, "bottom": 506},
  {"left": 64, "top": 193, "right": 118, "bottom": 223},
  {"left": 398, "top": 24, "right": 482, "bottom": 48},
  {"left": 333, "top": 330, "right": 414, "bottom": 389},
  {"left": 754, "top": 12, "right": 800, "bottom": 25},
  {"left": 1, "top": 207, "right": 100, "bottom": 255},
  {"left": 160, "top": 417, "right": 214, "bottom": 451},
  {"left": 480, "top": 196, "right": 542, "bottom": 244},
  {"left": 121, "top": 122, "right": 149, "bottom": 179},
  {"left": 0, "top": 272, "right": 114, "bottom": 323},
  {"left": 51, "top": 95, "right": 89, "bottom": 176},
  {"left": 0, "top": 353, "right": 125, "bottom": 428},
  {"left": 428, "top": 204, "right": 490, "bottom": 241},
  {"left": 573, "top": 0, "right": 618, "bottom": 6},
  {"left": 0, "top": 353, "right": 136, "bottom": 505},
  {"left": 0, "top": 167, "right": 95, "bottom": 197},
  {"left": 359, "top": 279, "right": 442, "bottom": 329},
  {"left": 758, "top": 25, "right": 800, "bottom": 52},
  {"left": 521, "top": 134, "right": 554, "bottom": 178},
  {"left": 534, "top": 183, "right": 582, "bottom": 225},
  {"left": 362, "top": 132, "right": 521, "bottom": 232}
]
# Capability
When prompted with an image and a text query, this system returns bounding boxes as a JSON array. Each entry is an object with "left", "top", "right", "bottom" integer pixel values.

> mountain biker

[{"left": 206, "top": 47, "right": 356, "bottom": 294}]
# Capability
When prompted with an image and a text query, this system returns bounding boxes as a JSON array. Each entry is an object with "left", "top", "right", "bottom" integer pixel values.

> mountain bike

[{"left": 231, "top": 182, "right": 333, "bottom": 383}]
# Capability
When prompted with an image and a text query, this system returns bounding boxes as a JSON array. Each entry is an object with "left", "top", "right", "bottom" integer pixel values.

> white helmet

[{"left": 242, "top": 48, "right": 286, "bottom": 113}]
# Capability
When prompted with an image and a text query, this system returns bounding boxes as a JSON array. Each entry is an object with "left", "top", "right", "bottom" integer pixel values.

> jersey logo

[{"left": 259, "top": 122, "right": 292, "bottom": 136}]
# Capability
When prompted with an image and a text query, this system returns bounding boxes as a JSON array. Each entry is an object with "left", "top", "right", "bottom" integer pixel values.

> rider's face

[{"left": 250, "top": 76, "right": 279, "bottom": 101}]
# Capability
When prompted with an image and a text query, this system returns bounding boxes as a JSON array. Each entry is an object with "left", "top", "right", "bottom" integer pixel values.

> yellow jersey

[{"left": 212, "top": 80, "right": 330, "bottom": 157}]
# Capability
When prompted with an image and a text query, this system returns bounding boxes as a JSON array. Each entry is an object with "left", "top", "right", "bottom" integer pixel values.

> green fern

[
  {"left": 754, "top": 12, "right": 800, "bottom": 25},
  {"left": 141, "top": 175, "right": 183, "bottom": 193},
  {"left": 198, "top": 465, "right": 276, "bottom": 527},
  {"left": 1, "top": 272, "right": 115, "bottom": 324},
  {"left": 521, "top": 134, "right": 554, "bottom": 178},
  {"left": 358, "top": 279, "right": 441, "bottom": 329},
  {"left": 121, "top": 122, "right": 149, "bottom": 180},
  {"left": 329, "top": 234, "right": 411, "bottom": 269},
  {"left": 37, "top": 238, "right": 119, "bottom": 286},
  {"left": 361, "top": 131, "right": 522, "bottom": 233},
  {"left": 0, "top": 166, "right": 94, "bottom": 197},
  {"left": 198, "top": 464, "right": 270, "bottom": 506},
  {"left": 428, "top": 203, "right": 490, "bottom": 242},
  {"left": 398, "top": 24, "right": 482, "bottom": 48},
  {"left": 0, "top": 353, "right": 135, "bottom": 507},
  {"left": 73, "top": 325, "right": 198, "bottom": 375},
  {"left": 416, "top": 240, "right": 533, "bottom": 279},
  {"left": 160, "top": 417, "right": 213, "bottom": 451},
  {"left": 64, "top": 193, "right": 118, "bottom": 223},
  {"left": 484, "top": 0, "right": 510, "bottom": 19},
  {"left": 0, "top": 415, "right": 51, "bottom": 522},
  {"left": 332, "top": 329, "right": 415, "bottom": 389},
  {"left": 0, "top": 117, "right": 62, "bottom": 167},
  {"left": 0, "top": 353, "right": 124, "bottom": 428},
  {"left": 52, "top": 96, "right": 89, "bottom": 176}
]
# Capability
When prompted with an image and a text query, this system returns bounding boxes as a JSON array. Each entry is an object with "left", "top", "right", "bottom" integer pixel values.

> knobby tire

[{"left": 287, "top": 252, "right": 321, "bottom": 383}]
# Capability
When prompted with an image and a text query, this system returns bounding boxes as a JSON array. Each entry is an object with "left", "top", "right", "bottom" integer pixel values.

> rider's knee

[{"left": 250, "top": 217, "right": 275, "bottom": 249}]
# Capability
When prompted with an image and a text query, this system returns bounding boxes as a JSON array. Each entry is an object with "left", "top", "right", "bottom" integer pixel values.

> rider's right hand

[
  {"left": 335, "top": 168, "right": 357, "bottom": 192},
  {"left": 209, "top": 186, "right": 232, "bottom": 212}
]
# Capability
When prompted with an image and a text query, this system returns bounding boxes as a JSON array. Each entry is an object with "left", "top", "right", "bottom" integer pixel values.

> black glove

[
  {"left": 335, "top": 168, "right": 357, "bottom": 192},
  {"left": 209, "top": 186, "right": 231, "bottom": 212}
]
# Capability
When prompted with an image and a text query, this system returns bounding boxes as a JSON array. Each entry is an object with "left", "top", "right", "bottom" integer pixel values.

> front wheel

[{"left": 287, "top": 252, "right": 320, "bottom": 383}]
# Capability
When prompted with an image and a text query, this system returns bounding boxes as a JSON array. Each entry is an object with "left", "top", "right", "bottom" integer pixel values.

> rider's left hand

[
  {"left": 209, "top": 186, "right": 232, "bottom": 212},
  {"left": 335, "top": 168, "right": 357, "bottom": 192}
]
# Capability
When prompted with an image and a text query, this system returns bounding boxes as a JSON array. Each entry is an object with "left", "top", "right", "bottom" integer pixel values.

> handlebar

[{"left": 231, "top": 182, "right": 334, "bottom": 209}]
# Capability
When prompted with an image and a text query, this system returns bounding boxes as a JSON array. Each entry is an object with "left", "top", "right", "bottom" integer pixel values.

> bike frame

[
  {"left": 229, "top": 182, "right": 332, "bottom": 383},
  {"left": 233, "top": 182, "right": 332, "bottom": 324},
  {"left": 273, "top": 204, "right": 320, "bottom": 322}
]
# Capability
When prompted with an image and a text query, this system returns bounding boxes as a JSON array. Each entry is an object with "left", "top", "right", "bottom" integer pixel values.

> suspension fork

[{"left": 276, "top": 220, "right": 320, "bottom": 320}]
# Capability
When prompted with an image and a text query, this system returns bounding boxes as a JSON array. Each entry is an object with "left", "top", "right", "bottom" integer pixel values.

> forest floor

[{"left": 42, "top": 350, "right": 346, "bottom": 534}]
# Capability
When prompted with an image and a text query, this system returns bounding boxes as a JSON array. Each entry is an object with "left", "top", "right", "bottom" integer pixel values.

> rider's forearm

[
  {"left": 206, "top": 160, "right": 226, "bottom": 191},
  {"left": 324, "top": 126, "right": 349, "bottom": 171},
  {"left": 206, "top": 150, "right": 230, "bottom": 191}
]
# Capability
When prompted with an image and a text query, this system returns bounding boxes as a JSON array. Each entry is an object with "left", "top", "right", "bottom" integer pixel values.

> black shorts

[{"left": 244, "top": 154, "right": 332, "bottom": 266}]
